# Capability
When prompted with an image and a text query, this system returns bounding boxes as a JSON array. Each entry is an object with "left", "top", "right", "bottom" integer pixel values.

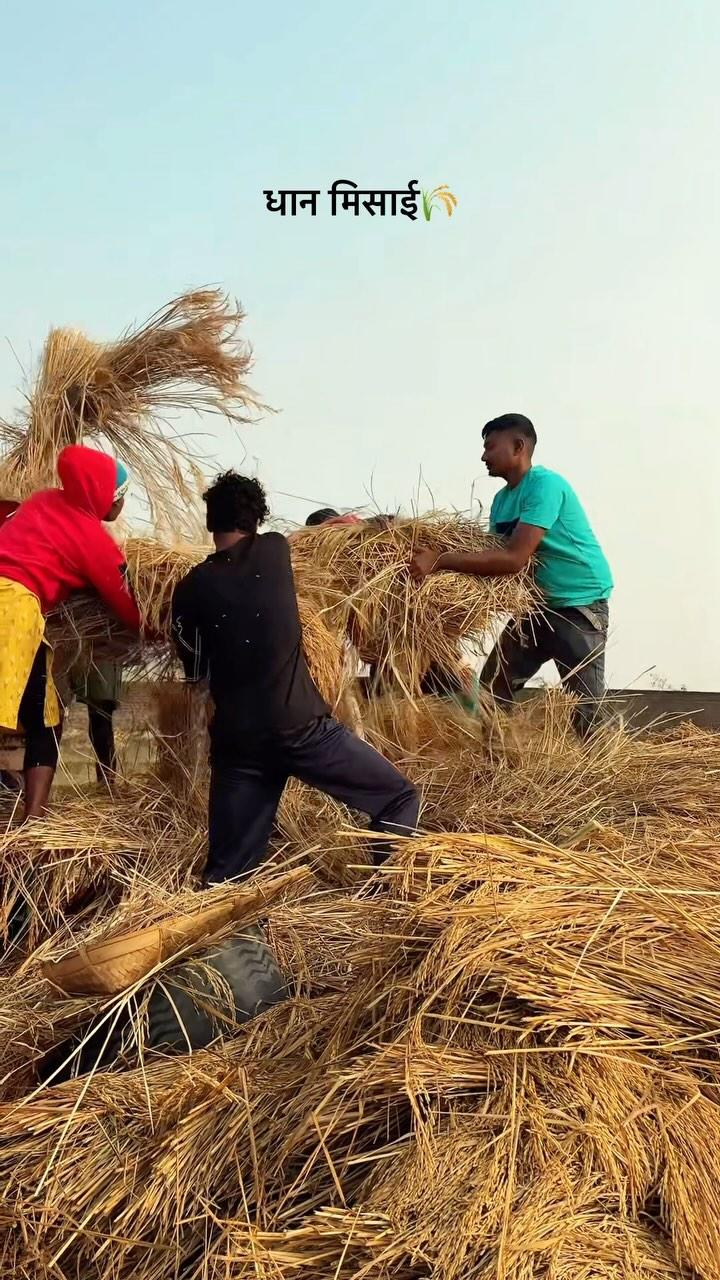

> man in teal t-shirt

[{"left": 409, "top": 413, "right": 613, "bottom": 737}]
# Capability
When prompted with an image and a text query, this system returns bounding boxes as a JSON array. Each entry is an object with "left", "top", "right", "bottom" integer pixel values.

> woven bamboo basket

[
  {"left": 41, "top": 868, "right": 307, "bottom": 995},
  {"left": 41, "top": 899, "right": 238, "bottom": 996}
]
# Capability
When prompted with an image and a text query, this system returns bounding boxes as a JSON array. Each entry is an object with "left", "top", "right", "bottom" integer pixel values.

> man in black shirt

[{"left": 171, "top": 472, "right": 418, "bottom": 884}]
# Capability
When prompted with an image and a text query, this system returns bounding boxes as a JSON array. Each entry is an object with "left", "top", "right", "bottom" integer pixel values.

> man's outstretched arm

[{"left": 410, "top": 523, "right": 545, "bottom": 583}]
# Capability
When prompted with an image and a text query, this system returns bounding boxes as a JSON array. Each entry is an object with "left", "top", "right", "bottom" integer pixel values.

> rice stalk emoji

[{"left": 421, "top": 185, "right": 458, "bottom": 221}]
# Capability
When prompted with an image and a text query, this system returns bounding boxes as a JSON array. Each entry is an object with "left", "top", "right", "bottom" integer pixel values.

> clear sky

[{"left": 1, "top": 0, "right": 718, "bottom": 689}]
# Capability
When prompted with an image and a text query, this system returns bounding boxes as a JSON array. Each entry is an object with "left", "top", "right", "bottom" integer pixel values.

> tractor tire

[
  {"left": 144, "top": 926, "right": 285, "bottom": 1053},
  {"left": 42, "top": 927, "right": 286, "bottom": 1082}
]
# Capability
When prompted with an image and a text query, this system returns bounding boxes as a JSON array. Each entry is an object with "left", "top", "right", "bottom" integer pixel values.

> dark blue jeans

[
  {"left": 206, "top": 715, "right": 419, "bottom": 884},
  {"left": 480, "top": 601, "right": 609, "bottom": 738}
]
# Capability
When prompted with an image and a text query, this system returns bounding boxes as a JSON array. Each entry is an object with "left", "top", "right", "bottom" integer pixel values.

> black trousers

[
  {"left": 19, "top": 644, "right": 63, "bottom": 769},
  {"left": 206, "top": 714, "right": 419, "bottom": 884},
  {"left": 86, "top": 700, "right": 117, "bottom": 782},
  {"left": 480, "top": 601, "right": 609, "bottom": 738}
]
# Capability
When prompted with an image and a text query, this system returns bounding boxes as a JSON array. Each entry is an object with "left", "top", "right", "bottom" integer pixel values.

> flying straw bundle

[
  {"left": 0, "top": 289, "right": 266, "bottom": 521},
  {"left": 290, "top": 515, "right": 539, "bottom": 695}
]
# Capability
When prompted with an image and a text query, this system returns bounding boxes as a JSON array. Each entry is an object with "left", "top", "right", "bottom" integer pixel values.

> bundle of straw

[
  {"left": 290, "top": 515, "right": 539, "bottom": 694},
  {"left": 0, "top": 289, "right": 265, "bottom": 522}
]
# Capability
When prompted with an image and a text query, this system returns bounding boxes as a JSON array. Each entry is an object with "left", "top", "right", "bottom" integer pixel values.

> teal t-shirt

[{"left": 489, "top": 466, "right": 613, "bottom": 607}]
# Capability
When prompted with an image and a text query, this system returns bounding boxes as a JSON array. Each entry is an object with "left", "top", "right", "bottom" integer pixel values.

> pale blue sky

[{"left": 1, "top": 1, "right": 719, "bottom": 687}]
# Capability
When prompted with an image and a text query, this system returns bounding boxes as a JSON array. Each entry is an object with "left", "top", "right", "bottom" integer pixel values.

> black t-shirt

[{"left": 171, "top": 532, "right": 327, "bottom": 755}]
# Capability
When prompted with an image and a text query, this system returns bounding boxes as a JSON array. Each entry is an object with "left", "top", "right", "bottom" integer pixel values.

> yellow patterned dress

[{"left": 0, "top": 578, "right": 61, "bottom": 731}]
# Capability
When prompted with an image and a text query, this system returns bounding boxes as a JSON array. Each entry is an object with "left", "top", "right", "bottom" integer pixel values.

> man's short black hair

[
  {"left": 203, "top": 470, "right": 270, "bottom": 533},
  {"left": 482, "top": 413, "right": 537, "bottom": 448},
  {"left": 305, "top": 507, "right": 339, "bottom": 526}
]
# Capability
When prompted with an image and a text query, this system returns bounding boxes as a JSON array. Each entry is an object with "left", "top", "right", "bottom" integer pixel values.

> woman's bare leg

[{"left": 23, "top": 764, "right": 56, "bottom": 820}]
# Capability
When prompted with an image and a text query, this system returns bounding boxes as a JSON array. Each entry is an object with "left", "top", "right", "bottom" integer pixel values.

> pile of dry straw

[
  {"left": 1, "top": 293, "right": 719, "bottom": 1280},
  {"left": 3, "top": 705, "right": 720, "bottom": 1280}
]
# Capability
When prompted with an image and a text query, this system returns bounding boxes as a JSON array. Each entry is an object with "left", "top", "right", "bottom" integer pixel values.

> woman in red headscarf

[{"left": 0, "top": 445, "right": 141, "bottom": 819}]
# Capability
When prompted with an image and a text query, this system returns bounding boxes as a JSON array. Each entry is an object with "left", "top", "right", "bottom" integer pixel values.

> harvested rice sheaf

[
  {"left": 291, "top": 515, "right": 539, "bottom": 694},
  {"left": 0, "top": 289, "right": 266, "bottom": 524},
  {"left": 47, "top": 537, "right": 348, "bottom": 710}
]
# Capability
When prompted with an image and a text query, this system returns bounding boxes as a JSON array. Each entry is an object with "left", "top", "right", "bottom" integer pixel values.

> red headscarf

[{"left": 0, "top": 448, "right": 140, "bottom": 628}]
